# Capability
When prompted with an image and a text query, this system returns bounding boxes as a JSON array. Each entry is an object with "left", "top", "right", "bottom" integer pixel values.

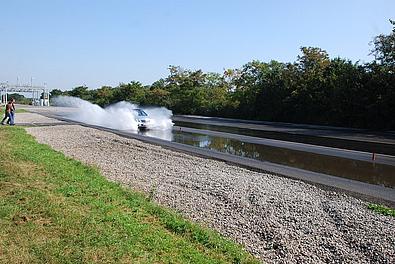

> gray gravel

[{"left": 20, "top": 113, "right": 395, "bottom": 264}]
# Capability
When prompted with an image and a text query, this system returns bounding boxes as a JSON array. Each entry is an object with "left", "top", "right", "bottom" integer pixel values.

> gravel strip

[{"left": 23, "top": 119, "right": 395, "bottom": 263}]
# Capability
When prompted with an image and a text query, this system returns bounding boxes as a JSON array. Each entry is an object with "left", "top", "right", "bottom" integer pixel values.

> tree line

[{"left": 51, "top": 20, "right": 395, "bottom": 130}]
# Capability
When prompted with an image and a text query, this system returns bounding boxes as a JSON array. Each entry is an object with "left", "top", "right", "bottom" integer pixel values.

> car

[{"left": 133, "top": 108, "right": 151, "bottom": 130}]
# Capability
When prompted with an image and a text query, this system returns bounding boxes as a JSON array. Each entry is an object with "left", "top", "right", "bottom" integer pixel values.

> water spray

[{"left": 52, "top": 96, "right": 174, "bottom": 131}]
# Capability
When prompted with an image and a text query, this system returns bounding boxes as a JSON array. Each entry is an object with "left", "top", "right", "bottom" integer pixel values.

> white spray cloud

[{"left": 52, "top": 96, "right": 174, "bottom": 131}]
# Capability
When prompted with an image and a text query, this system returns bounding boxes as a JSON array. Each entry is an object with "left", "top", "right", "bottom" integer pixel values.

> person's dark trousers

[{"left": 1, "top": 112, "right": 9, "bottom": 125}]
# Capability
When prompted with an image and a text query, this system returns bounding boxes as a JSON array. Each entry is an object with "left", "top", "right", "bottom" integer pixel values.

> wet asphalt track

[
  {"left": 173, "top": 115, "right": 395, "bottom": 155},
  {"left": 22, "top": 106, "right": 395, "bottom": 205}
]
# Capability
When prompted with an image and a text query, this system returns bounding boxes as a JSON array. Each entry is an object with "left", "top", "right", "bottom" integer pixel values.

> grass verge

[
  {"left": 1, "top": 107, "right": 28, "bottom": 113},
  {"left": 0, "top": 126, "right": 258, "bottom": 263},
  {"left": 368, "top": 203, "right": 395, "bottom": 217},
  {"left": 15, "top": 108, "right": 28, "bottom": 113}
]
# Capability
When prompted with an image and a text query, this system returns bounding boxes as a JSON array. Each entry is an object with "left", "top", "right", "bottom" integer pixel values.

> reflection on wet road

[{"left": 133, "top": 127, "right": 395, "bottom": 188}]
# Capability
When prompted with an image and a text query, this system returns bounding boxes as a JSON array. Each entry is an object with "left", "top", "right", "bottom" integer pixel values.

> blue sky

[{"left": 0, "top": 0, "right": 394, "bottom": 90}]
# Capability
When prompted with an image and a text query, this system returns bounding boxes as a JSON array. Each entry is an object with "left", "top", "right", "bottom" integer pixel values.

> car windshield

[{"left": 133, "top": 109, "right": 148, "bottom": 117}]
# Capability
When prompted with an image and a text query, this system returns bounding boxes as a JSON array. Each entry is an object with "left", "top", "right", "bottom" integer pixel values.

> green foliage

[
  {"left": 367, "top": 203, "right": 395, "bottom": 217},
  {"left": 0, "top": 126, "right": 258, "bottom": 263},
  {"left": 94, "top": 86, "right": 115, "bottom": 106},
  {"left": 113, "top": 81, "right": 146, "bottom": 104},
  {"left": 69, "top": 86, "right": 93, "bottom": 101},
  {"left": 6, "top": 93, "right": 31, "bottom": 105},
  {"left": 370, "top": 19, "right": 395, "bottom": 69},
  {"left": 49, "top": 89, "right": 64, "bottom": 97}
]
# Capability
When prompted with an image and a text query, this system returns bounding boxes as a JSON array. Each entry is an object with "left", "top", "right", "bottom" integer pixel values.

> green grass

[
  {"left": 0, "top": 107, "right": 27, "bottom": 113},
  {"left": 15, "top": 108, "right": 28, "bottom": 113},
  {"left": 368, "top": 203, "right": 395, "bottom": 217},
  {"left": 0, "top": 127, "right": 258, "bottom": 264}
]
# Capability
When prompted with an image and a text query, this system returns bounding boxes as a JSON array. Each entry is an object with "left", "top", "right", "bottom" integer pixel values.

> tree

[
  {"left": 253, "top": 61, "right": 288, "bottom": 121},
  {"left": 370, "top": 19, "right": 395, "bottom": 69},
  {"left": 366, "top": 20, "right": 395, "bottom": 129},
  {"left": 94, "top": 86, "right": 115, "bottom": 106},
  {"left": 288, "top": 47, "right": 331, "bottom": 123},
  {"left": 50, "top": 89, "right": 64, "bottom": 97},
  {"left": 164, "top": 66, "right": 208, "bottom": 114},
  {"left": 297, "top": 47, "right": 330, "bottom": 72},
  {"left": 229, "top": 60, "right": 268, "bottom": 117},
  {"left": 113, "top": 81, "right": 146, "bottom": 104},
  {"left": 7, "top": 93, "right": 30, "bottom": 104},
  {"left": 69, "top": 86, "right": 94, "bottom": 101}
]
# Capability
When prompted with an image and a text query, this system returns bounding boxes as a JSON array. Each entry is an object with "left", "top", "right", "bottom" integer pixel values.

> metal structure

[{"left": 0, "top": 82, "right": 50, "bottom": 106}]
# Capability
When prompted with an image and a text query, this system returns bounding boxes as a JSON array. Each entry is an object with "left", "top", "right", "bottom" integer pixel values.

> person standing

[
  {"left": 1, "top": 100, "right": 12, "bottom": 125},
  {"left": 9, "top": 98, "right": 15, "bottom": 125}
]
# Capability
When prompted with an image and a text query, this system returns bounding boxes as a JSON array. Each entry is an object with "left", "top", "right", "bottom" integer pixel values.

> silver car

[{"left": 133, "top": 108, "right": 151, "bottom": 129}]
